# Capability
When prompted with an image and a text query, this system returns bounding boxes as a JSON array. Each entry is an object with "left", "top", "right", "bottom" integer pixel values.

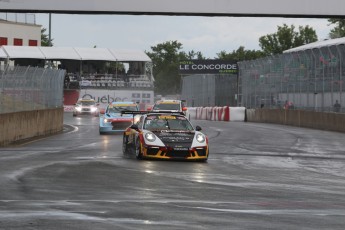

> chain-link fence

[
  {"left": 238, "top": 44, "right": 345, "bottom": 113},
  {"left": 0, "top": 65, "right": 65, "bottom": 114},
  {"left": 181, "top": 74, "right": 238, "bottom": 107}
]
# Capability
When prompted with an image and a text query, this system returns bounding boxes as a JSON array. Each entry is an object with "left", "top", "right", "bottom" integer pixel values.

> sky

[{"left": 35, "top": 14, "right": 332, "bottom": 59}]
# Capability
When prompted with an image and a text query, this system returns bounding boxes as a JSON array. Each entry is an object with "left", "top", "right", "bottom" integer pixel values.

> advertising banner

[{"left": 179, "top": 60, "right": 238, "bottom": 75}]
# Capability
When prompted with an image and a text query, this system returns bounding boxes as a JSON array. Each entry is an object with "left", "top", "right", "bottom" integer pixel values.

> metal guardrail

[{"left": 0, "top": 65, "right": 65, "bottom": 114}]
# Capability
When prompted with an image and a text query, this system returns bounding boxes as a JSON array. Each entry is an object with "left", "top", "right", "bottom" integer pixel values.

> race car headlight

[
  {"left": 75, "top": 107, "right": 82, "bottom": 112},
  {"left": 90, "top": 107, "right": 98, "bottom": 112},
  {"left": 104, "top": 118, "right": 110, "bottom": 123},
  {"left": 196, "top": 133, "right": 205, "bottom": 143},
  {"left": 145, "top": 132, "right": 156, "bottom": 142}
]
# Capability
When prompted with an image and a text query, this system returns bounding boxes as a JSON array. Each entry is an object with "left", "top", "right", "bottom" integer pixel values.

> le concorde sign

[
  {"left": 179, "top": 60, "right": 238, "bottom": 75},
  {"left": 0, "top": 0, "right": 345, "bottom": 17}
]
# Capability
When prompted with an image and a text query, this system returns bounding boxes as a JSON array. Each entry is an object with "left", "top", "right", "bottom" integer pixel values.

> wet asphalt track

[{"left": 0, "top": 112, "right": 345, "bottom": 230}]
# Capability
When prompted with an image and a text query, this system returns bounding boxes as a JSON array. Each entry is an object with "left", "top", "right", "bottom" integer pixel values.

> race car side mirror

[
  {"left": 195, "top": 126, "right": 202, "bottom": 131},
  {"left": 99, "top": 109, "right": 105, "bottom": 114},
  {"left": 182, "top": 107, "right": 188, "bottom": 111},
  {"left": 130, "top": 124, "right": 139, "bottom": 130}
]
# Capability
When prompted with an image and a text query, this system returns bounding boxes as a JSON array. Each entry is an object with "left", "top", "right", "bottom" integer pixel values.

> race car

[
  {"left": 151, "top": 100, "right": 187, "bottom": 114},
  {"left": 73, "top": 98, "right": 99, "bottom": 117},
  {"left": 122, "top": 112, "right": 209, "bottom": 161},
  {"left": 99, "top": 101, "right": 139, "bottom": 134}
]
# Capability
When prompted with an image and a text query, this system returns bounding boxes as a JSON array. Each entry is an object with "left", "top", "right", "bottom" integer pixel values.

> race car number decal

[{"left": 158, "top": 115, "right": 176, "bottom": 120}]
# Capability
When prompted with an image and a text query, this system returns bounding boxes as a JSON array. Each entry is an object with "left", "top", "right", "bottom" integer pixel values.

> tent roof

[
  {"left": 39, "top": 46, "right": 81, "bottom": 60},
  {"left": 284, "top": 37, "right": 345, "bottom": 53},
  {"left": 0, "top": 46, "right": 151, "bottom": 62},
  {"left": 0, "top": 47, "right": 7, "bottom": 58},
  {"left": 1, "top": 46, "right": 45, "bottom": 59},
  {"left": 74, "top": 47, "right": 116, "bottom": 61},
  {"left": 109, "top": 49, "right": 151, "bottom": 62}
]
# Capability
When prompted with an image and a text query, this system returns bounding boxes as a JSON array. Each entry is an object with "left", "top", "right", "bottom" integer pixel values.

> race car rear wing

[{"left": 121, "top": 110, "right": 185, "bottom": 115}]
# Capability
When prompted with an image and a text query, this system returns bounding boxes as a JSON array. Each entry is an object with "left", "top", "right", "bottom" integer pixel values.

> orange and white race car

[{"left": 122, "top": 112, "right": 209, "bottom": 161}]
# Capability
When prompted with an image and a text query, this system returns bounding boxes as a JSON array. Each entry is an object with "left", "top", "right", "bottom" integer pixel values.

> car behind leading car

[
  {"left": 73, "top": 98, "right": 99, "bottom": 117},
  {"left": 99, "top": 101, "right": 139, "bottom": 134}
]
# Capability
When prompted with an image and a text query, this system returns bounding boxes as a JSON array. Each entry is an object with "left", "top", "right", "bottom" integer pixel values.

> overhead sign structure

[
  {"left": 179, "top": 60, "right": 238, "bottom": 75},
  {"left": 0, "top": 0, "right": 345, "bottom": 17}
]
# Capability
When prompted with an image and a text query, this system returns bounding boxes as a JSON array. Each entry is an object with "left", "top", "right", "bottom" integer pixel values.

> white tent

[
  {"left": 39, "top": 46, "right": 81, "bottom": 60},
  {"left": 74, "top": 47, "right": 117, "bottom": 61},
  {"left": 0, "top": 47, "right": 7, "bottom": 59},
  {"left": 109, "top": 49, "right": 151, "bottom": 62},
  {"left": 0, "top": 45, "right": 151, "bottom": 62},
  {"left": 1, "top": 46, "right": 45, "bottom": 59},
  {"left": 284, "top": 37, "right": 345, "bottom": 53}
]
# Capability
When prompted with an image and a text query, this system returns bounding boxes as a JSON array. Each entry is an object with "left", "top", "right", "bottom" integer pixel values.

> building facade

[{"left": 0, "top": 13, "right": 41, "bottom": 47}]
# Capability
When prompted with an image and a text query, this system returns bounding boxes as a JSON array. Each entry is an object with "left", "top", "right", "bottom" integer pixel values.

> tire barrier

[{"left": 190, "top": 106, "right": 245, "bottom": 122}]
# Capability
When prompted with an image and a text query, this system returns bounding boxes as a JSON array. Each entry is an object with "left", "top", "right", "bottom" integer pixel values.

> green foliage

[
  {"left": 145, "top": 23, "right": 319, "bottom": 96},
  {"left": 145, "top": 40, "right": 204, "bottom": 95},
  {"left": 259, "top": 24, "right": 318, "bottom": 55},
  {"left": 41, "top": 28, "right": 53, "bottom": 47},
  {"left": 216, "top": 46, "right": 265, "bottom": 61},
  {"left": 328, "top": 19, "right": 345, "bottom": 39}
]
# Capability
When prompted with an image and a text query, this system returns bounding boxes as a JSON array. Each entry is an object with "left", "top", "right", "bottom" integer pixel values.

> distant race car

[
  {"left": 99, "top": 102, "right": 139, "bottom": 134},
  {"left": 151, "top": 100, "right": 187, "bottom": 114},
  {"left": 122, "top": 112, "right": 209, "bottom": 161},
  {"left": 73, "top": 98, "right": 99, "bottom": 117}
]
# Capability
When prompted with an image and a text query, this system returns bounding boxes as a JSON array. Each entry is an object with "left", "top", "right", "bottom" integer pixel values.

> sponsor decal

[
  {"left": 158, "top": 115, "right": 176, "bottom": 120},
  {"left": 179, "top": 59, "right": 238, "bottom": 75},
  {"left": 82, "top": 93, "right": 129, "bottom": 104}
]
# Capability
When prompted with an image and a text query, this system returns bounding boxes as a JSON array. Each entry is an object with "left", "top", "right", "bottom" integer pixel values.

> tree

[
  {"left": 41, "top": 28, "right": 53, "bottom": 46},
  {"left": 259, "top": 24, "right": 318, "bottom": 55},
  {"left": 216, "top": 46, "right": 265, "bottom": 61},
  {"left": 145, "top": 41, "right": 204, "bottom": 95},
  {"left": 328, "top": 19, "right": 345, "bottom": 39}
]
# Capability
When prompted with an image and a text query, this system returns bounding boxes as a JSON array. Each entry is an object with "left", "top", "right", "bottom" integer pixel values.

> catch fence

[
  {"left": 238, "top": 44, "right": 345, "bottom": 113},
  {"left": 0, "top": 65, "right": 65, "bottom": 114}
]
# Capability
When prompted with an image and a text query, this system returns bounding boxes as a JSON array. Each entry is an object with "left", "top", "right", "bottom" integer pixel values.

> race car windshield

[
  {"left": 109, "top": 106, "right": 138, "bottom": 113},
  {"left": 153, "top": 103, "right": 180, "bottom": 110},
  {"left": 144, "top": 116, "right": 193, "bottom": 131},
  {"left": 80, "top": 101, "right": 95, "bottom": 106}
]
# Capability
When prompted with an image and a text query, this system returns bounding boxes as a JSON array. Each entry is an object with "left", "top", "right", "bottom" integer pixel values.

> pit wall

[{"left": 0, "top": 108, "right": 64, "bottom": 147}]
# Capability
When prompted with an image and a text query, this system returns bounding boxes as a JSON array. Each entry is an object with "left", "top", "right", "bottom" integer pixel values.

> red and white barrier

[{"left": 189, "top": 106, "right": 245, "bottom": 122}]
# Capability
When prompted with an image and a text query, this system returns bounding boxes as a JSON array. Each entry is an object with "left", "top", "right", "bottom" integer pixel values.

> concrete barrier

[
  {"left": 246, "top": 108, "right": 345, "bottom": 133},
  {"left": 0, "top": 108, "right": 64, "bottom": 146},
  {"left": 193, "top": 106, "right": 246, "bottom": 122}
]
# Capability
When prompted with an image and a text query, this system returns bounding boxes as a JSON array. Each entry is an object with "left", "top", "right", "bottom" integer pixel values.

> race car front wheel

[
  {"left": 122, "top": 135, "right": 128, "bottom": 155},
  {"left": 135, "top": 138, "right": 143, "bottom": 160}
]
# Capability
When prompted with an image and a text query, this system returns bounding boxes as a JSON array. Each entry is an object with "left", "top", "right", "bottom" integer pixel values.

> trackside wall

[
  {"left": 188, "top": 107, "right": 246, "bottom": 121},
  {"left": 0, "top": 108, "right": 64, "bottom": 146},
  {"left": 246, "top": 109, "right": 345, "bottom": 133},
  {"left": 189, "top": 107, "right": 345, "bottom": 133}
]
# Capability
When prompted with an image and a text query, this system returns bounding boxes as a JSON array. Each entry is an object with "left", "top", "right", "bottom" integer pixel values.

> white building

[{"left": 0, "top": 13, "right": 41, "bottom": 46}]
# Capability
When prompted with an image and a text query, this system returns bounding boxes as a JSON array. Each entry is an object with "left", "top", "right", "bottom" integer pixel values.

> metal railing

[
  {"left": 0, "top": 13, "right": 36, "bottom": 24},
  {"left": 0, "top": 65, "right": 65, "bottom": 114},
  {"left": 238, "top": 44, "right": 345, "bottom": 113}
]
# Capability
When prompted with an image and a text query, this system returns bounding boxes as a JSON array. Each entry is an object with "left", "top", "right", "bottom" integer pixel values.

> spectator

[
  {"left": 334, "top": 100, "right": 341, "bottom": 112},
  {"left": 284, "top": 100, "right": 294, "bottom": 110},
  {"left": 64, "top": 73, "right": 70, "bottom": 89}
]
